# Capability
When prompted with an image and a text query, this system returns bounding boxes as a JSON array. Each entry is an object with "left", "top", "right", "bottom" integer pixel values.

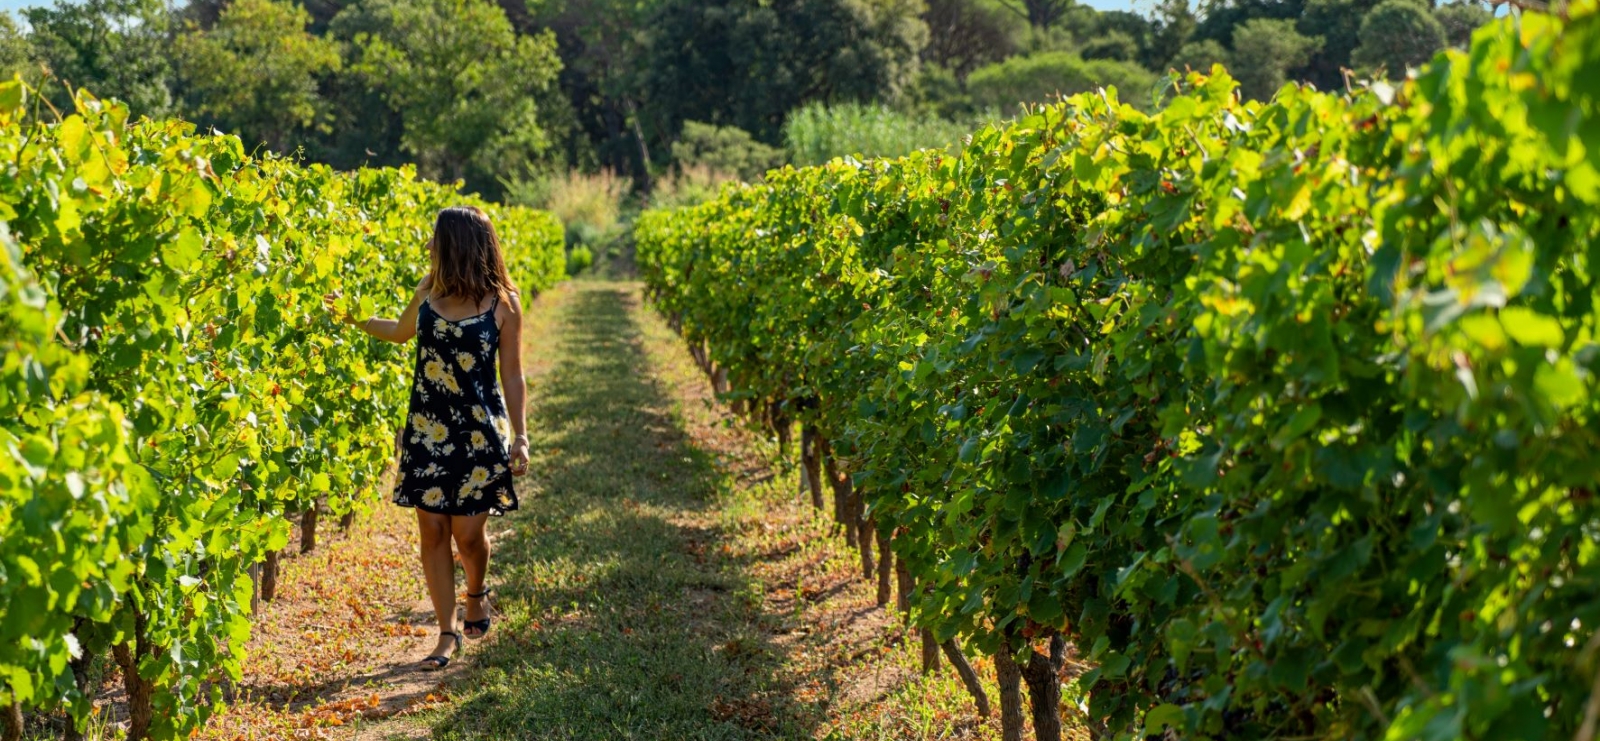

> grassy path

[
  {"left": 419, "top": 281, "right": 795, "bottom": 739},
  {"left": 196, "top": 279, "right": 1005, "bottom": 741}
]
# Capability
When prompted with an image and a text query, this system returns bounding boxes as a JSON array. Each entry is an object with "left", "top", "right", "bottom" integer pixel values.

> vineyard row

[
  {"left": 0, "top": 82, "right": 566, "bottom": 739},
  {"left": 635, "top": 6, "right": 1600, "bottom": 741}
]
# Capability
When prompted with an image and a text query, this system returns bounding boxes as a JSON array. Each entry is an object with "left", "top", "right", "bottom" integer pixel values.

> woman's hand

[
  {"left": 510, "top": 436, "right": 530, "bottom": 476},
  {"left": 321, "top": 290, "right": 360, "bottom": 326}
]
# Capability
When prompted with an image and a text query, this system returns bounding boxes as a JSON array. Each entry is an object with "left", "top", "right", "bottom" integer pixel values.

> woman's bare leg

[
  {"left": 417, "top": 510, "right": 458, "bottom": 657},
  {"left": 453, "top": 513, "right": 491, "bottom": 636}
]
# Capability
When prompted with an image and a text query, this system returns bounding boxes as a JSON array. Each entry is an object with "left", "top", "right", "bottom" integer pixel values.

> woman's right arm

[{"left": 324, "top": 274, "right": 432, "bottom": 344}]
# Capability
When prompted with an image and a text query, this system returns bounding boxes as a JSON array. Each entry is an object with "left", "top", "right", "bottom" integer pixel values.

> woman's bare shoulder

[{"left": 501, "top": 288, "right": 525, "bottom": 315}]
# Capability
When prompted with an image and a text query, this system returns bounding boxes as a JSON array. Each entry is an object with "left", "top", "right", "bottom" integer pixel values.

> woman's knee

[
  {"left": 417, "top": 513, "right": 451, "bottom": 549},
  {"left": 453, "top": 527, "right": 488, "bottom": 554}
]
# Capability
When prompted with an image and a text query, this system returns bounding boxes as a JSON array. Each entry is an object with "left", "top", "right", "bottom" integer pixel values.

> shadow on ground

[{"left": 419, "top": 283, "right": 809, "bottom": 741}]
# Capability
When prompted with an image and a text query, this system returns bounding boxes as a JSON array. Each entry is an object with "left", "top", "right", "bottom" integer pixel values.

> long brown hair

[{"left": 430, "top": 206, "right": 514, "bottom": 305}]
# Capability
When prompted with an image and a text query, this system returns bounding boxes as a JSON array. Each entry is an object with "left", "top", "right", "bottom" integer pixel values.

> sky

[{"left": 0, "top": 0, "right": 1151, "bottom": 16}]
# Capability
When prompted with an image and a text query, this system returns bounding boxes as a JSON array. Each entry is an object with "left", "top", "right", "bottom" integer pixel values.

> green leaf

[
  {"left": 1500, "top": 307, "right": 1564, "bottom": 347},
  {"left": 1145, "top": 703, "right": 1185, "bottom": 731},
  {"left": 167, "top": 227, "right": 205, "bottom": 271}
]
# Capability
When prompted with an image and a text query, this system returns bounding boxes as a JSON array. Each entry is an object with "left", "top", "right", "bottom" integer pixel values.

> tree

[
  {"left": 966, "top": 51, "right": 1158, "bottom": 112},
  {"left": 331, "top": 0, "right": 563, "bottom": 197},
  {"left": 1434, "top": 1, "right": 1491, "bottom": 48},
  {"left": 1227, "top": 17, "right": 1321, "bottom": 101},
  {"left": 670, "top": 121, "right": 784, "bottom": 181},
  {"left": 1168, "top": 38, "right": 1228, "bottom": 73},
  {"left": 173, "top": 0, "right": 340, "bottom": 154},
  {"left": 1146, "top": 0, "right": 1198, "bottom": 70},
  {"left": 922, "top": 0, "right": 1023, "bottom": 81},
  {"left": 522, "top": 0, "right": 659, "bottom": 187},
  {"left": 993, "top": 0, "right": 1070, "bottom": 29},
  {"left": 1193, "top": 0, "right": 1304, "bottom": 47},
  {"left": 641, "top": 0, "right": 928, "bottom": 144},
  {"left": 0, "top": 14, "right": 38, "bottom": 84},
  {"left": 1081, "top": 30, "right": 1140, "bottom": 62},
  {"left": 1296, "top": 0, "right": 1381, "bottom": 90},
  {"left": 24, "top": 0, "right": 174, "bottom": 117},
  {"left": 1350, "top": 0, "right": 1447, "bottom": 79}
]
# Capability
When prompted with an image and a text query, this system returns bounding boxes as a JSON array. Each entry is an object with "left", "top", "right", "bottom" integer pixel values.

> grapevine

[
  {"left": 0, "top": 82, "right": 565, "bottom": 738},
  {"left": 636, "top": 6, "right": 1600, "bottom": 739}
]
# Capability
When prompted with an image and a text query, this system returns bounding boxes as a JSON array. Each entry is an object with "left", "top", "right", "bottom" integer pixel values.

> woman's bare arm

[
  {"left": 324, "top": 274, "right": 431, "bottom": 344},
  {"left": 497, "top": 291, "right": 529, "bottom": 476}
]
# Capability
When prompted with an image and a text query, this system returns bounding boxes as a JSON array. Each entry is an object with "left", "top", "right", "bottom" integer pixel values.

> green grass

[
  {"left": 374, "top": 278, "right": 1013, "bottom": 741},
  {"left": 417, "top": 281, "right": 805, "bottom": 740}
]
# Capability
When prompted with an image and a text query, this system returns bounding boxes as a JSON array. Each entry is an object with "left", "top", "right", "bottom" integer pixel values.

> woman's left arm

[{"left": 498, "top": 291, "right": 530, "bottom": 476}]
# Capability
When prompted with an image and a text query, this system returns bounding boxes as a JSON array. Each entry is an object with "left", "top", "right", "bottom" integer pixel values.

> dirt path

[{"left": 198, "top": 280, "right": 1004, "bottom": 741}]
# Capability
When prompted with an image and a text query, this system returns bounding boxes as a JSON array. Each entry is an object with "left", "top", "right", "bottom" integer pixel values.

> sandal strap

[{"left": 466, "top": 588, "right": 492, "bottom": 599}]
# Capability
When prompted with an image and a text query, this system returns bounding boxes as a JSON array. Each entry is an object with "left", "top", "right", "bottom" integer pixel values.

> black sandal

[
  {"left": 463, "top": 588, "right": 493, "bottom": 640},
  {"left": 420, "top": 631, "right": 460, "bottom": 670}
]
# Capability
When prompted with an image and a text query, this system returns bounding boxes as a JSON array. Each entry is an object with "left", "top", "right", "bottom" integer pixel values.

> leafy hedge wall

[
  {"left": 635, "top": 6, "right": 1600, "bottom": 739},
  {"left": 0, "top": 82, "right": 565, "bottom": 738}
]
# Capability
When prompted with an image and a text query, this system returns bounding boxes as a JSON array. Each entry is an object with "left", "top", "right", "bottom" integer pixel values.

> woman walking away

[{"left": 323, "top": 206, "right": 530, "bottom": 670}]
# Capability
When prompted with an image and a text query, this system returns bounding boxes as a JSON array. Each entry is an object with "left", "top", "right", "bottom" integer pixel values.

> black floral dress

[{"left": 392, "top": 294, "right": 519, "bottom": 516}]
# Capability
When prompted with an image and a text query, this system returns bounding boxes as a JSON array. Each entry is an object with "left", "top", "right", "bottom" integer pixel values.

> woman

[{"left": 324, "top": 206, "right": 530, "bottom": 670}]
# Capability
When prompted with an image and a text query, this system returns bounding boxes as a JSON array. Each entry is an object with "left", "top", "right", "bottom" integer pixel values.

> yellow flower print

[
  {"left": 452, "top": 325, "right": 463, "bottom": 337},
  {"left": 424, "top": 353, "right": 462, "bottom": 394},
  {"left": 470, "top": 431, "right": 488, "bottom": 450},
  {"left": 422, "top": 487, "right": 445, "bottom": 507},
  {"left": 493, "top": 416, "right": 510, "bottom": 437},
  {"left": 441, "top": 443, "right": 456, "bottom": 456},
  {"left": 481, "top": 339, "right": 492, "bottom": 354},
  {"left": 433, "top": 317, "right": 450, "bottom": 337},
  {"left": 469, "top": 467, "right": 490, "bottom": 485},
  {"left": 497, "top": 490, "right": 513, "bottom": 507},
  {"left": 472, "top": 406, "right": 489, "bottom": 423},
  {"left": 458, "top": 482, "right": 476, "bottom": 499},
  {"left": 457, "top": 352, "right": 477, "bottom": 372},
  {"left": 411, "top": 413, "right": 448, "bottom": 449},
  {"left": 424, "top": 357, "right": 447, "bottom": 383}
]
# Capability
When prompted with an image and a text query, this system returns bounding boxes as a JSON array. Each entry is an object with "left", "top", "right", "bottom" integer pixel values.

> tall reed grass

[{"left": 782, "top": 102, "right": 970, "bottom": 167}]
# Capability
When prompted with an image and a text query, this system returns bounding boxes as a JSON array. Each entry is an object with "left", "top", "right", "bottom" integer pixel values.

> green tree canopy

[
  {"left": 1080, "top": 29, "right": 1141, "bottom": 62},
  {"left": 173, "top": 0, "right": 340, "bottom": 153},
  {"left": 1434, "top": 1, "right": 1491, "bottom": 48},
  {"left": 331, "top": 0, "right": 563, "bottom": 197},
  {"left": 670, "top": 121, "right": 784, "bottom": 180},
  {"left": 1350, "top": 0, "right": 1447, "bottom": 79},
  {"left": 966, "top": 50, "right": 1158, "bottom": 112},
  {"left": 994, "top": 0, "right": 1070, "bottom": 29},
  {"left": 641, "top": 0, "right": 928, "bottom": 144},
  {"left": 1167, "top": 38, "right": 1227, "bottom": 74},
  {"left": 1227, "top": 17, "right": 1321, "bottom": 101},
  {"left": 1296, "top": 0, "right": 1380, "bottom": 90},
  {"left": 523, "top": 0, "right": 660, "bottom": 183},
  {"left": 0, "top": 14, "right": 38, "bottom": 83},
  {"left": 24, "top": 0, "right": 173, "bottom": 117},
  {"left": 922, "top": 0, "right": 1022, "bottom": 81}
]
